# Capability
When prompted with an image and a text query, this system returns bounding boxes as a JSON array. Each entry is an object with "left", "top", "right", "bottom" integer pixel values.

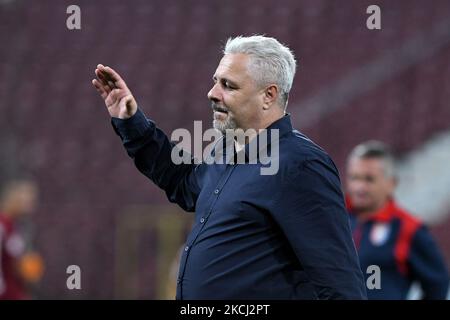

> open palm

[{"left": 92, "top": 64, "right": 137, "bottom": 119}]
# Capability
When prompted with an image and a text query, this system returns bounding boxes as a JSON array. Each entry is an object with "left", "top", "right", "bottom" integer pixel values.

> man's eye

[{"left": 222, "top": 80, "right": 234, "bottom": 89}]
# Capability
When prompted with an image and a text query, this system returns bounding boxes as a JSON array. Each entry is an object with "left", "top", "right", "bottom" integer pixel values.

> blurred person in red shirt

[
  {"left": 0, "top": 179, "right": 44, "bottom": 300},
  {"left": 346, "top": 141, "right": 449, "bottom": 299}
]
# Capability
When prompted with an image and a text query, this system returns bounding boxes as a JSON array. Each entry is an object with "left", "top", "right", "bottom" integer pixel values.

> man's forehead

[
  {"left": 348, "top": 157, "right": 385, "bottom": 173},
  {"left": 214, "top": 53, "right": 250, "bottom": 79}
]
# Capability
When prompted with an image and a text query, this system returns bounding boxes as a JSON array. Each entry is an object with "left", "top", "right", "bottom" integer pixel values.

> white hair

[{"left": 223, "top": 35, "right": 297, "bottom": 109}]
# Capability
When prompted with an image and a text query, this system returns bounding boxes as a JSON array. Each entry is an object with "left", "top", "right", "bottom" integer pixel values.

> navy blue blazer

[{"left": 112, "top": 109, "right": 367, "bottom": 300}]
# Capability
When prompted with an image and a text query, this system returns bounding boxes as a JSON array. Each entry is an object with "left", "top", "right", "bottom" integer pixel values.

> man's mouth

[
  {"left": 211, "top": 103, "right": 228, "bottom": 114},
  {"left": 212, "top": 104, "right": 229, "bottom": 120},
  {"left": 214, "top": 110, "right": 228, "bottom": 115},
  {"left": 213, "top": 108, "right": 228, "bottom": 115},
  {"left": 213, "top": 111, "right": 228, "bottom": 121}
]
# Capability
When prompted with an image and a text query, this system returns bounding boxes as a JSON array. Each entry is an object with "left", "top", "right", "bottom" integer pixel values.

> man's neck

[
  {"left": 259, "top": 111, "right": 285, "bottom": 131},
  {"left": 355, "top": 201, "right": 389, "bottom": 222},
  {"left": 235, "top": 112, "right": 285, "bottom": 149}
]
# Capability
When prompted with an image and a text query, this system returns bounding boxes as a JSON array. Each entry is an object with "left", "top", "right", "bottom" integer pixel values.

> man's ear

[
  {"left": 386, "top": 176, "right": 397, "bottom": 196},
  {"left": 262, "top": 85, "right": 279, "bottom": 110},
  {"left": 392, "top": 176, "right": 398, "bottom": 189}
]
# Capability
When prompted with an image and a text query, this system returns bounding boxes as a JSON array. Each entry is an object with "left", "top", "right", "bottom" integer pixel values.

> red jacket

[
  {"left": 0, "top": 214, "right": 28, "bottom": 300},
  {"left": 347, "top": 198, "right": 449, "bottom": 299}
]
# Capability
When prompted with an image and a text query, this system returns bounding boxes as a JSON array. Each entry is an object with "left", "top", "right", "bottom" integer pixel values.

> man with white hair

[{"left": 93, "top": 35, "right": 367, "bottom": 299}]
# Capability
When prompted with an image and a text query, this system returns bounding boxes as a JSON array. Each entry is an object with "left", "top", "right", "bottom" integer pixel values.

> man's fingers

[
  {"left": 95, "top": 70, "right": 115, "bottom": 95},
  {"left": 100, "top": 65, "right": 127, "bottom": 89},
  {"left": 92, "top": 79, "right": 108, "bottom": 99},
  {"left": 95, "top": 69, "right": 111, "bottom": 87},
  {"left": 95, "top": 68, "right": 117, "bottom": 92},
  {"left": 93, "top": 65, "right": 131, "bottom": 109}
]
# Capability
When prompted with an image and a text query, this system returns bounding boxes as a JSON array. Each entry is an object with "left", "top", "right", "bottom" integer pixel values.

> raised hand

[{"left": 92, "top": 64, "right": 137, "bottom": 119}]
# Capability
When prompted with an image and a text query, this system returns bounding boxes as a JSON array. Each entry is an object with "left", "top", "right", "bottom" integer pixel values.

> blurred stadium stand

[{"left": 0, "top": 0, "right": 449, "bottom": 298}]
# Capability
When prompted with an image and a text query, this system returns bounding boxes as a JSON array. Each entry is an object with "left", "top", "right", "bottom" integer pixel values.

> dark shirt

[
  {"left": 112, "top": 109, "right": 367, "bottom": 299},
  {"left": 348, "top": 199, "right": 449, "bottom": 299}
]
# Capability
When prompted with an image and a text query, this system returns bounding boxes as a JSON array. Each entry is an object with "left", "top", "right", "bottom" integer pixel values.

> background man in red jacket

[
  {"left": 346, "top": 140, "right": 449, "bottom": 299},
  {"left": 0, "top": 179, "right": 44, "bottom": 300}
]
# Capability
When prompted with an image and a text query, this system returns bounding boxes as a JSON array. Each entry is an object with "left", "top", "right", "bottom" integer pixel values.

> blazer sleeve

[{"left": 111, "top": 108, "right": 203, "bottom": 212}]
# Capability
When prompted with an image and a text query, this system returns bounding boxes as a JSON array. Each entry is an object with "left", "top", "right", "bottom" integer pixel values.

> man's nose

[
  {"left": 348, "top": 179, "right": 364, "bottom": 191},
  {"left": 207, "top": 83, "right": 221, "bottom": 102},
  {"left": 354, "top": 180, "right": 369, "bottom": 192}
]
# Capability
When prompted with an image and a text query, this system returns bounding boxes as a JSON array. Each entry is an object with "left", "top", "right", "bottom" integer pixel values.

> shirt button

[
  {"left": 200, "top": 217, "right": 205, "bottom": 223},
  {"left": 184, "top": 246, "right": 189, "bottom": 252},
  {"left": 214, "top": 189, "right": 219, "bottom": 194}
]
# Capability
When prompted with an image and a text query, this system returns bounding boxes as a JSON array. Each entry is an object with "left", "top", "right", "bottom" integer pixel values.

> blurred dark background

[{"left": 0, "top": 0, "right": 449, "bottom": 299}]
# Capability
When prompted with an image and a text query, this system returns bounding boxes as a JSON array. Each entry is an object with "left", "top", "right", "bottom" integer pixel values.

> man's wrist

[{"left": 111, "top": 108, "right": 154, "bottom": 141}]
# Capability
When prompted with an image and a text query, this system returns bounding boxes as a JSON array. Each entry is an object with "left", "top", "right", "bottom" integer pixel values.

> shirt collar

[
  {"left": 346, "top": 196, "right": 396, "bottom": 222},
  {"left": 244, "top": 113, "right": 293, "bottom": 162},
  {"left": 212, "top": 113, "right": 293, "bottom": 164}
]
